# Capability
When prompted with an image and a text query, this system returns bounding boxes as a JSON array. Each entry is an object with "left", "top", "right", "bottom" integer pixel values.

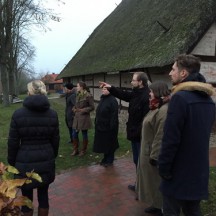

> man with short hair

[
  {"left": 100, "top": 72, "right": 150, "bottom": 190},
  {"left": 158, "top": 54, "right": 215, "bottom": 215}
]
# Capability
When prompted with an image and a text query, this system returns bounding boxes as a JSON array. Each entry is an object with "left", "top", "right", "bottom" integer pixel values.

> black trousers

[
  {"left": 21, "top": 184, "right": 49, "bottom": 212},
  {"left": 103, "top": 151, "right": 115, "bottom": 164},
  {"left": 163, "top": 195, "right": 201, "bottom": 216}
]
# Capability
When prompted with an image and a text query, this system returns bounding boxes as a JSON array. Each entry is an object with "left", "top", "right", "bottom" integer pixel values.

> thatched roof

[{"left": 57, "top": 0, "right": 216, "bottom": 79}]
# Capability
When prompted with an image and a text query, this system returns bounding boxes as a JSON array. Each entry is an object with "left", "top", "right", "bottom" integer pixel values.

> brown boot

[
  {"left": 38, "top": 208, "right": 49, "bottom": 216},
  {"left": 23, "top": 210, "right": 33, "bottom": 216},
  {"left": 78, "top": 140, "right": 88, "bottom": 156},
  {"left": 71, "top": 139, "right": 79, "bottom": 156}
]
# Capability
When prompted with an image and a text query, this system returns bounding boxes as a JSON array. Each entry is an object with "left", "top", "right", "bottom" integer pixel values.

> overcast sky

[{"left": 31, "top": 0, "right": 122, "bottom": 74}]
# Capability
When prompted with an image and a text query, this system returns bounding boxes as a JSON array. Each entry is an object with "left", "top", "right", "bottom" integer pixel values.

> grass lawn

[
  {"left": 49, "top": 97, "right": 132, "bottom": 172},
  {"left": 0, "top": 95, "right": 131, "bottom": 173},
  {"left": 0, "top": 95, "right": 216, "bottom": 215}
]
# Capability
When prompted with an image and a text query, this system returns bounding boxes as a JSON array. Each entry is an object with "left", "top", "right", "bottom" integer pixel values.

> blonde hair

[{"left": 27, "top": 80, "right": 47, "bottom": 95}]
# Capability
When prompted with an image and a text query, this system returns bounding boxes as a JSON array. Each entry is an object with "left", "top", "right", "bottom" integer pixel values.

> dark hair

[
  {"left": 78, "top": 81, "right": 90, "bottom": 92},
  {"left": 65, "top": 83, "right": 74, "bottom": 90},
  {"left": 149, "top": 81, "right": 170, "bottom": 99},
  {"left": 134, "top": 72, "right": 148, "bottom": 86},
  {"left": 175, "top": 54, "right": 200, "bottom": 74}
]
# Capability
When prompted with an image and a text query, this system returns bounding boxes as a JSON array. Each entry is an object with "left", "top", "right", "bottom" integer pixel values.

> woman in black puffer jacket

[{"left": 7, "top": 80, "right": 60, "bottom": 216}]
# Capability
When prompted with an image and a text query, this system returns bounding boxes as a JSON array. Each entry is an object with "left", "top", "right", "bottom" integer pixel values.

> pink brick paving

[{"left": 31, "top": 147, "right": 216, "bottom": 216}]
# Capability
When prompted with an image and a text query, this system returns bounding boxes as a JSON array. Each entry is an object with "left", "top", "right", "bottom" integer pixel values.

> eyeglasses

[{"left": 131, "top": 79, "right": 139, "bottom": 82}]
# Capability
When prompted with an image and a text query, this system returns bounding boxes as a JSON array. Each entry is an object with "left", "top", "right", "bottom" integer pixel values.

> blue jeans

[
  {"left": 163, "top": 195, "right": 201, "bottom": 216},
  {"left": 131, "top": 141, "right": 141, "bottom": 169},
  {"left": 72, "top": 129, "right": 88, "bottom": 140}
]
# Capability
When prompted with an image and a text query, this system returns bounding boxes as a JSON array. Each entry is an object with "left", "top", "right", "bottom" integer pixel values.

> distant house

[
  {"left": 57, "top": 0, "right": 216, "bottom": 106},
  {"left": 41, "top": 73, "right": 63, "bottom": 94}
]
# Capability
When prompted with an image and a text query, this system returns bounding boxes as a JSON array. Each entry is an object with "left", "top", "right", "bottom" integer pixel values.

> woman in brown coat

[
  {"left": 136, "top": 81, "right": 170, "bottom": 215},
  {"left": 72, "top": 81, "right": 94, "bottom": 156}
]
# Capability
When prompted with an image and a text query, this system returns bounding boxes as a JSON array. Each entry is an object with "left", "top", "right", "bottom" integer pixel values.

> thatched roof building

[{"left": 57, "top": 0, "right": 216, "bottom": 80}]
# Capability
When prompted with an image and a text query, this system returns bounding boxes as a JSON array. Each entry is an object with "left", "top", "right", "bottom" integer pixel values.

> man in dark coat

[
  {"left": 64, "top": 83, "right": 76, "bottom": 143},
  {"left": 158, "top": 54, "right": 215, "bottom": 215},
  {"left": 93, "top": 87, "right": 119, "bottom": 167},
  {"left": 99, "top": 72, "right": 150, "bottom": 190}
]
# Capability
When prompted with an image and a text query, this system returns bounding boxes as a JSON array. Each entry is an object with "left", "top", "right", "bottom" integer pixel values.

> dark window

[{"left": 49, "top": 84, "right": 54, "bottom": 90}]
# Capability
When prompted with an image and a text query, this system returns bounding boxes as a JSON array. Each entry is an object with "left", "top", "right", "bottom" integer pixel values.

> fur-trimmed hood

[{"left": 172, "top": 82, "right": 215, "bottom": 96}]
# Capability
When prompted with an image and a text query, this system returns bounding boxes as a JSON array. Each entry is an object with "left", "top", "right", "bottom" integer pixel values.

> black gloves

[
  {"left": 160, "top": 174, "right": 173, "bottom": 180},
  {"left": 149, "top": 158, "right": 158, "bottom": 166},
  {"left": 150, "top": 158, "right": 173, "bottom": 180}
]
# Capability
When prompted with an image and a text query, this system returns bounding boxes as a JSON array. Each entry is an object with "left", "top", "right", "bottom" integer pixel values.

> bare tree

[
  {"left": 13, "top": 36, "right": 36, "bottom": 94},
  {"left": 0, "top": 0, "right": 13, "bottom": 105},
  {"left": 17, "top": 68, "right": 35, "bottom": 94},
  {"left": 0, "top": 0, "right": 62, "bottom": 106}
]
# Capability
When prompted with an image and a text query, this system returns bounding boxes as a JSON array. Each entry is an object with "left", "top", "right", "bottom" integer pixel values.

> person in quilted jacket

[{"left": 7, "top": 80, "right": 60, "bottom": 216}]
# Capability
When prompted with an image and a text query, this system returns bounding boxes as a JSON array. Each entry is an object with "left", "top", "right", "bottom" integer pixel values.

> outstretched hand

[{"left": 99, "top": 81, "right": 111, "bottom": 88}]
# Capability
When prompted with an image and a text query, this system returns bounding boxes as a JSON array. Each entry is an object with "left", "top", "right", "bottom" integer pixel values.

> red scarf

[{"left": 149, "top": 96, "right": 170, "bottom": 110}]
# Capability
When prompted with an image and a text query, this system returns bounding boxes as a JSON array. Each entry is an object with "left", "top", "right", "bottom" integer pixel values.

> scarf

[
  {"left": 77, "top": 90, "right": 88, "bottom": 101},
  {"left": 149, "top": 96, "right": 170, "bottom": 110}
]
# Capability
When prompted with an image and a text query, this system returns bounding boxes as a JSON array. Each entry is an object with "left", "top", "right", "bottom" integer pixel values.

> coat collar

[{"left": 172, "top": 81, "right": 215, "bottom": 96}]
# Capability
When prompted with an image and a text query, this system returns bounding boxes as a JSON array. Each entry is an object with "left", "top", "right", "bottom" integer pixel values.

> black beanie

[{"left": 65, "top": 83, "right": 74, "bottom": 90}]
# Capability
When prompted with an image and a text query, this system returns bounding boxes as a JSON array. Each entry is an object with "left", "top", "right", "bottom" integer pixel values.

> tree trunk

[
  {"left": 0, "top": 64, "right": 10, "bottom": 106},
  {"left": 8, "top": 67, "right": 16, "bottom": 96}
]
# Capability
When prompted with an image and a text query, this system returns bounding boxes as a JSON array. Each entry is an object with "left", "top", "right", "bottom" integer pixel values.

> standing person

[
  {"left": 158, "top": 54, "right": 215, "bottom": 216},
  {"left": 64, "top": 83, "right": 76, "bottom": 144},
  {"left": 136, "top": 81, "right": 170, "bottom": 215},
  {"left": 93, "top": 87, "right": 119, "bottom": 167},
  {"left": 99, "top": 71, "right": 150, "bottom": 190},
  {"left": 7, "top": 80, "right": 60, "bottom": 216},
  {"left": 72, "top": 81, "right": 95, "bottom": 156}
]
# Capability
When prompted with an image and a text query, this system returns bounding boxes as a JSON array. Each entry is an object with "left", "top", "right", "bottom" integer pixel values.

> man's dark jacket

[
  {"left": 108, "top": 86, "right": 149, "bottom": 142},
  {"left": 7, "top": 95, "right": 60, "bottom": 189},
  {"left": 159, "top": 77, "right": 215, "bottom": 200},
  {"left": 65, "top": 89, "right": 76, "bottom": 127}
]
